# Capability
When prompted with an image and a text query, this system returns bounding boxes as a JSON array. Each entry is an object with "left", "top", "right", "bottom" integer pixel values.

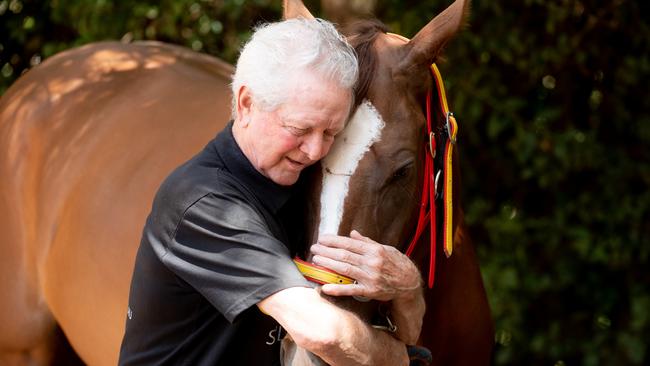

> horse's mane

[{"left": 345, "top": 19, "right": 390, "bottom": 107}]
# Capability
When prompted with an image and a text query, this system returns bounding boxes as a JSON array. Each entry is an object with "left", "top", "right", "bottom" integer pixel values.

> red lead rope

[
  {"left": 404, "top": 88, "right": 436, "bottom": 288},
  {"left": 404, "top": 64, "right": 458, "bottom": 289}
]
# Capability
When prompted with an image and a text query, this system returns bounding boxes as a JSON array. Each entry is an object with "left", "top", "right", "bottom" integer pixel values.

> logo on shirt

[{"left": 266, "top": 325, "right": 286, "bottom": 345}]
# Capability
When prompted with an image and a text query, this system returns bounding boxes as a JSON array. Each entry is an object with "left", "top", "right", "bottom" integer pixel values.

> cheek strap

[{"left": 404, "top": 63, "right": 459, "bottom": 289}]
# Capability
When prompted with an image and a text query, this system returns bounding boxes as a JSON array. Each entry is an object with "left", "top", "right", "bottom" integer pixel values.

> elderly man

[{"left": 119, "top": 18, "right": 424, "bottom": 366}]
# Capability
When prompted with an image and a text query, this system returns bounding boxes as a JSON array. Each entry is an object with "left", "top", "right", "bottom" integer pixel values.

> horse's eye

[{"left": 392, "top": 163, "right": 412, "bottom": 180}]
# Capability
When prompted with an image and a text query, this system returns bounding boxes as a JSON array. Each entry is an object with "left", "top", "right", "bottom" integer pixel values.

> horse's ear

[
  {"left": 283, "top": 0, "right": 315, "bottom": 20},
  {"left": 404, "top": 0, "right": 470, "bottom": 67}
]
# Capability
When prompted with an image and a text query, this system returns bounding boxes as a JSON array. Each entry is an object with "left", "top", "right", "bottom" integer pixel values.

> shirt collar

[{"left": 211, "top": 121, "right": 293, "bottom": 213}]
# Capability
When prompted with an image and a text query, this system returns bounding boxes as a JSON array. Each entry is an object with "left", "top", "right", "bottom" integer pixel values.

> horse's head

[
  {"left": 282, "top": 2, "right": 472, "bottom": 365},
  {"left": 285, "top": 0, "right": 469, "bottom": 255}
]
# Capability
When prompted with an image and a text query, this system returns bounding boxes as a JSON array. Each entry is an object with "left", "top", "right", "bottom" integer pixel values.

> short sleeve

[{"left": 161, "top": 191, "right": 313, "bottom": 322}]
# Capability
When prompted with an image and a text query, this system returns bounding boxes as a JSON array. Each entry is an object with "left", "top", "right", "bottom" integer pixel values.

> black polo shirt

[{"left": 119, "top": 122, "right": 313, "bottom": 365}]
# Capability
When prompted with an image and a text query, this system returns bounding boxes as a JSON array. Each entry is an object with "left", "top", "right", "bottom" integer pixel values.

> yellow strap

[
  {"left": 431, "top": 63, "right": 458, "bottom": 257},
  {"left": 431, "top": 64, "right": 450, "bottom": 114},
  {"left": 293, "top": 258, "right": 355, "bottom": 285},
  {"left": 443, "top": 141, "right": 454, "bottom": 257}
]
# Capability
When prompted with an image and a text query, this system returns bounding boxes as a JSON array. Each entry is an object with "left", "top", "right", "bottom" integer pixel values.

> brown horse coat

[{"left": 0, "top": 41, "right": 233, "bottom": 365}]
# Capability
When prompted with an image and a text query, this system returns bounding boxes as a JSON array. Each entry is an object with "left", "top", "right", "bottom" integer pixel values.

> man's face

[{"left": 239, "top": 73, "right": 352, "bottom": 186}]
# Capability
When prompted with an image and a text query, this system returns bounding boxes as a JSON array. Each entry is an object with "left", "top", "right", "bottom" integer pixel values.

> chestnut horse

[
  {"left": 282, "top": 1, "right": 493, "bottom": 365},
  {"left": 0, "top": 41, "right": 234, "bottom": 365},
  {"left": 0, "top": 0, "right": 492, "bottom": 365}
]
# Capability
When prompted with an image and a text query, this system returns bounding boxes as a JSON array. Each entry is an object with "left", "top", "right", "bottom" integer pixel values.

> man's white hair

[{"left": 231, "top": 18, "right": 358, "bottom": 118}]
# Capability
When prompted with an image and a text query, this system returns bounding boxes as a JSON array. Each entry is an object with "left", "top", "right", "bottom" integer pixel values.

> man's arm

[
  {"left": 309, "top": 230, "right": 426, "bottom": 344},
  {"left": 389, "top": 285, "right": 426, "bottom": 344},
  {"left": 258, "top": 287, "right": 409, "bottom": 366}
]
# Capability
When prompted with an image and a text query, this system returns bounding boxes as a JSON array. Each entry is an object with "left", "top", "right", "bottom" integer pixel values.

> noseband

[{"left": 404, "top": 63, "right": 459, "bottom": 289}]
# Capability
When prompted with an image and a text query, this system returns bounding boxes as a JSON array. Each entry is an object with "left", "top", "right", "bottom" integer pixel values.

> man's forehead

[{"left": 279, "top": 113, "right": 346, "bottom": 130}]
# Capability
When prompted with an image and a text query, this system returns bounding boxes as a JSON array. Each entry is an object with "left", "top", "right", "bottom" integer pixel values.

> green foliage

[
  {"left": 376, "top": 4, "right": 648, "bottom": 364},
  {"left": 1, "top": 0, "right": 648, "bottom": 364},
  {"left": 0, "top": 0, "right": 282, "bottom": 93},
  {"left": 428, "top": 1, "right": 649, "bottom": 364}
]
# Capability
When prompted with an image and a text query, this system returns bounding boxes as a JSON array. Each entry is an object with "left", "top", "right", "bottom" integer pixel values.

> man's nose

[{"left": 300, "top": 134, "right": 325, "bottom": 161}]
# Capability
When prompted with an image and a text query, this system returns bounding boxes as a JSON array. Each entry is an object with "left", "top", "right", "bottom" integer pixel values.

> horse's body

[
  {"left": 0, "top": 41, "right": 233, "bottom": 365},
  {"left": 0, "top": 2, "right": 493, "bottom": 365}
]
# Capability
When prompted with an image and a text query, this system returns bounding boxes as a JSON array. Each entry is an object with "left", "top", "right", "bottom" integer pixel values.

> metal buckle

[
  {"left": 446, "top": 112, "right": 457, "bottom": 144},
  {"left": 434, "top": 170, "right": 442, "bottom": 198},
  {"left": 371, "top": 314, "right": 398, "bottom": 333}
]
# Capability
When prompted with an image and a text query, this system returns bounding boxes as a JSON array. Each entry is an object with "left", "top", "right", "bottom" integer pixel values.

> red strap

[
  {"left": 427, "top": 91, "right": 437, "bottom": 288},
  {"left": 405, "top": 89, "right": 437, "bottom": 288},
  {"left": 405, "top": 64, "right": 458, "bottom": 289},
  {"left": 404, "top": 149, "right": 429, "bottom": 257}
]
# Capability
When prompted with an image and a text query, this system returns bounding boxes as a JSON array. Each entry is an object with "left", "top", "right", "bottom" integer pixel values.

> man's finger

[
  {"left": 321, "top": 283, "right": 366, "bottom": 297},
  {"left": 317, "top": 233, "right": 378, "bottom": 254},
  {"left": 312, "top": 254, "right": 368, "bottom": 281},
  {"left": 350, "top": 229, "right": 375, "bottom": 244},
  {"left": 310, "top": 243, "right": 363, "bottom": 266}
]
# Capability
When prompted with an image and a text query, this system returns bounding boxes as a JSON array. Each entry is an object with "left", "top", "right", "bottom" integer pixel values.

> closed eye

[
  {"left": 392, "top": 161, "right": 414, "bottom": 181},
  {"left": 324, "top": 130, "right": 338, "bottom": 140},
  {"left": 286, "top": 125, "right": 308, "bottom": 136}
]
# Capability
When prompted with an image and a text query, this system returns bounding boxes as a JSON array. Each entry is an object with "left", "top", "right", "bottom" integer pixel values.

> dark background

[{"left": 1, "top": 0, "right": 648, "bottom": 364}]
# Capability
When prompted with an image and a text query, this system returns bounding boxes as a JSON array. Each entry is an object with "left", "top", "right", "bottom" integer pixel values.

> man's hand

[
  {"left": 310, "top": 230, "right": 422, "bottom": 302},
  {"left": 258, "top": 287, "right": 410, "bottom": 366},
  {"left": 310, "top": 230, "right": 426, "bottom": 344}
]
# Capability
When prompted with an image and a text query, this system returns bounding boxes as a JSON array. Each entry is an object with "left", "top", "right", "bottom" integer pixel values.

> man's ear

[
  {"left": 283, "top": 0, "right": 314, "bottom": 20},
  {"left": 236, "top": 85, "right": 253, "bottom": 128}
]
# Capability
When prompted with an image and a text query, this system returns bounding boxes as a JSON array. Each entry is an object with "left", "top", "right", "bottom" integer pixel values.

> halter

[
  {"left": 404, "top": 63, "right": 458, "bottom": 289},
  {"left": 294, "top": 50, "right": 459, "bottom": 290},
  {"left": 295, "top": 64, "right": 458, "bottom": 290},
  {"left": 293, "top": 257, "right": 355, "bottom": 285}
]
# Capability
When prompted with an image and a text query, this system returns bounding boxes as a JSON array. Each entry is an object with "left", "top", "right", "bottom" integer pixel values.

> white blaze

[{"left": 318, "top": 100, "right": 385, "bottom": 236}]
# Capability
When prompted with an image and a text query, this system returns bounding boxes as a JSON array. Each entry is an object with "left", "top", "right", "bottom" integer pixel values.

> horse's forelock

[{"left": 345, "top": 19, "right": 390, "bottom": 108}]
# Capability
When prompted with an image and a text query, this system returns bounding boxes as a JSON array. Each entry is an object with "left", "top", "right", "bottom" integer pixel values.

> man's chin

[{"left": 270, "top": 172, "right": 301, "bottom": 186}]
